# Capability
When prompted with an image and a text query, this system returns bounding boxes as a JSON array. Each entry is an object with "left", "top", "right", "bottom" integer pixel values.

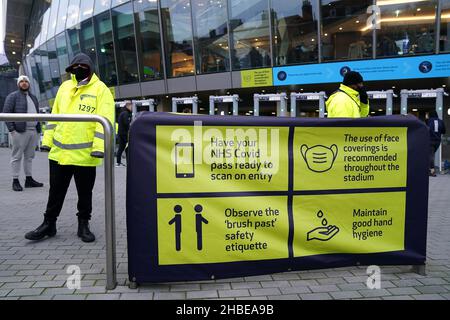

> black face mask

[{"left": 72, "top": 68, "right": 91, "bottom": 82}]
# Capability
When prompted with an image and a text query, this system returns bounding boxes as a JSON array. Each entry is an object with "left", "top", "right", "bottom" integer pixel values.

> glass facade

[
  {"left": 161, "top": 0, "right": 195, "bottom": 77},
  {"left": 80, "top": 19, "right": 98, "bottom": 74},
  {"left": 55, "top": 32, "right": 70, "bottom": 81},
  {"left": 376, "top": 0, "right": 437, "bottom": 57},
  {"left": 272, "top": 0, "right": 319, "bottom": 65},
  {"left": 230, "top": 0, "right": 271, "bottom": 70},
  {"left": 193, "top": 0, "right": 229, "bottom": 74},
  {"left": 95, "top": 11, "right": 117, "bottom": 86},
  {"left": 80, "top": 0, "right": 95, "bottom": 22},
  {"left": 133, "top": 0, "right": 163, "bottom": 81},
  {"left": 321, "top": 0, "right": 372, "bottom": 61},
  {"left": 23, "top": 0, "right": 448, "bottom": 104},
  {"left": 112, "top": 3, "right": 139, "bottom": 84}
]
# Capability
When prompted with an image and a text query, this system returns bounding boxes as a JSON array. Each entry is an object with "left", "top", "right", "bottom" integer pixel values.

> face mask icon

[{"left": 301, "top": 144, "right": 338, "bottom": 173}]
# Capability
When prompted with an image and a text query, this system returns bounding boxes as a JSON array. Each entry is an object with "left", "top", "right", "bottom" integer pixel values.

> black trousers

[
  {"left": 44, "top": 160, "right": 96, "bottom": 222},
  {"left": 430, "top": 142, "right": 440, "bottom": 169},
  {"left": 116, "top": 135, "right": 128, "bottom": 164}
]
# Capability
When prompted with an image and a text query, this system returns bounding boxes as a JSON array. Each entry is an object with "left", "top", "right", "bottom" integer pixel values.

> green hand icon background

[{"left": 307, "top": 225, "right": 340, "bottom": 241}]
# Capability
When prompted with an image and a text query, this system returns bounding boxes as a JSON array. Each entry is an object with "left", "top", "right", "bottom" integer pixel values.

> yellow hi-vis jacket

[
  {"left": 42, "top": 74, "right": 115, "bottom": 167},
  {"left": 326, "top": 84, "right": 370, "bottom": 118}
]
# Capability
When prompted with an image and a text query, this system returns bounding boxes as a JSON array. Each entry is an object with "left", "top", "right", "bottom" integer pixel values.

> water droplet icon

[
  {"left": 317, "top": 211, "right": 324, "bottom": 218},
  {"left": 322, "top": 219, "right": 328, "bottom": 226}
]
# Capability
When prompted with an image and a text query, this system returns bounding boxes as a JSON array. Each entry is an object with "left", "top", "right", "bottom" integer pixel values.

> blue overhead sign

[{"left": 273, "top": 54, "right": 450, "bottom": 86}]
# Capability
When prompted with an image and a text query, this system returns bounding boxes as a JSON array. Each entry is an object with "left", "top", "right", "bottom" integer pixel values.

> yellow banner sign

[{"left": 241, "top": 68, "right": 273, "bottom": 88}]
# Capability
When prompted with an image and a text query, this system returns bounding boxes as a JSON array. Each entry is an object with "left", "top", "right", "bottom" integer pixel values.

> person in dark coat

[
  {"left": 427, "top": 110, "right": 447, "bottom": 177},
  {"left": 116, "top": 101, "right": 132, "bottom": 167}
]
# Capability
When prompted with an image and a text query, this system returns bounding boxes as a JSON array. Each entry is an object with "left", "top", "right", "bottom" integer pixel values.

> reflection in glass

[
  {"left": 321, "top": 0, "right": 372, "bottom": 61},
  {"left": 112, "top": 0, "right": 130, "bottom": 8},
  {"left": 229, "top": 0, "right": 271, "bottom": 70},
  {"left": 40, "top": 8, "right": 51, "bottom": 44},
  {"left": 376, "top": 0, "right": 437, "bottom": 58},
  {"left": 29, "top": 54, "right": 43, "bottom": 100},
  {"left": 80, "top": 0, "right": 95, "bottom": 22},
  {"left": 272, "top": 0, "right": 319, "bottom": 66},
  {"left": 80, "top": 19, "right": 98, "bottom": 74},
  {"left": 161, "top": 0, "right": 195, "bottom": 77},
  {"left": 112, "top": 3, "right": 139, "bottom": 84},
  {"left": 56, "top": 32, "right": 70, "bottom": 80},
  {"left": 134, "top": 0, "right": 164, "bottom": 81},
  {"left": 94, "top": 11, "right": 118, "bottom": 86},
  {"left": 66, "top": 0, "right": 81, "bottom": 29},
  {"left": 56, "top": 0, "right": 70, "bottom": 35},
  {"left": 94, "top": 0, "right": 111, "bottom": 15},
  {"left": 66, "top": 27, "right": 81, "bottom": 60},
  {"left": 47, "top": 0, "right": 60, "bottom": 40},
  {"left": 193, "top": 0, "right": 229, "bottom": 74},
  {"left": 47, "top": 39, "right": 61, "bottom": 96},
  {"left": 440, "top": 1, "right": 450, "bottom": 52}
]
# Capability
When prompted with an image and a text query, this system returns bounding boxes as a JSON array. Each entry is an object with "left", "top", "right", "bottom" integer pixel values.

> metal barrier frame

[
  {"left": 0, "top": 114, "right": 117, "bottom": 290},
  {"left": 367, "top": 90, "right": 397, "bottom": 115},
  {"left": 172, "top": 97, "right": 199, "bottom": 114},
  {"left": 401, "top": 88, "right": 448, "bottom": 172},
  {"left": 290, "top": 92, "right": 327, "bottom": 118},
  {"left": 132, "top": 99, "right": 157, "bottom": 121},
  {"left": 253, "top": 93, "right": 288, "bottom": 117},
  {"left": 209, "top": 95, "right": 239, "bottom": 116}
]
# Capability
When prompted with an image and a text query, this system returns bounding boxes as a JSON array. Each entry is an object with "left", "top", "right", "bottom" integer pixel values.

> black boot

[
  {"left": 25, "top": 176, "right": 44, "bottom": 188},
  {"left": 25, "top": 220, "right": 56, "bottom": 241},
  {"left": 78, "top": 219, "right": 95, "bottom": 243},
  {"left": 12, "top": 179, "right": 23, "bottom": 191}
]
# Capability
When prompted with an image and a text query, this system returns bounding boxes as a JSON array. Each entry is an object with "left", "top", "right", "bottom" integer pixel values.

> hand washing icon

[{"left": 301, "top": 144, "right": 338, "bottom": 173}]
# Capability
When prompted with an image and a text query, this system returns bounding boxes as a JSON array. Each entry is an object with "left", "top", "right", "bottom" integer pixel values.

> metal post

[
  {"left": 233, "top": 95, "right": 239, "bottom": 116},
  {"left": 193, "top": 98, "right": 198, "bottom": 115},
  {"left": 386, "top": 91, "right": 393, "bottom": 115},
  {"left": 254, "top": 94, "right": 260, "bottom": 117},
  {"left": 172, "top": 98, "right": 177, "bottom": 113},
  {"left": 400, "top": 90, "right": 408, "bottom": 115},
  {"left": 149, "top": 100, "right": 155, "bottom": 113},
  {"left": 0, "top": 114, "right": 116, "bottom": 290},
  {"left": 209, "top": 96, "right": 215, "bottom": 115},
  {"left": 290, "top": 93, "right": 296, "bottom": 118},
  {"left": 436, "top": 89, "right": 444, "bottom": 172},
  {"left": 319, "top": 93, "right": 326, "bottom": 118},
  {"left": 279, "top": 93, "right": 288, "bottom": 117},
  {"left": 132, "top": 101, "right": 138, "bottom": 121}
]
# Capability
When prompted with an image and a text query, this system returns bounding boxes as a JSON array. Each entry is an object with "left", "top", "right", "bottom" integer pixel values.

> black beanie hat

[{"left": 343, "top": 71, "right": 364, "bottom": 86}]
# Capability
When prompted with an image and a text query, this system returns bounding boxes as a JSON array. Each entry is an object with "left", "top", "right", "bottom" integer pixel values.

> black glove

[
  {"left": 40, "top": 145, "right": 51, "bottom": 152},
  {"left": 358, "top": 87, "right": 368, "bottom": 104},
  {"left": 91, "top": 151, "right": 104, "bottom": 159}
]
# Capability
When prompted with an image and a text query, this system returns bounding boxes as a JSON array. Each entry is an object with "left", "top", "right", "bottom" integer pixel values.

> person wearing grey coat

[{"left": 2, "top": 75, "right": 43, "bottom": 191}]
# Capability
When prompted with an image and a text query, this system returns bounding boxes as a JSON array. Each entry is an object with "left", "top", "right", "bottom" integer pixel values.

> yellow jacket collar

[
  {"left": 70, "top": 73, "right": 99, "bottom": 88},
  {"left": 339, "top": 84, "right": 359, "bottom": 97}
]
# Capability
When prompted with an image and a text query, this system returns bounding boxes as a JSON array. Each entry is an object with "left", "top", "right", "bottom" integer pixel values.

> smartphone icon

[{"left": 175, "top": 143, "right": 195, "bottom": 178}]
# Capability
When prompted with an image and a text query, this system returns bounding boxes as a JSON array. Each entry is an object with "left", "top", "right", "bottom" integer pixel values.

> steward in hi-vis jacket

[
  {"left": 326, "top": 71, "right": 370, "bottom": 118},
  {"left": 25, "top": 53, "right": 115, "bottom": 243}
]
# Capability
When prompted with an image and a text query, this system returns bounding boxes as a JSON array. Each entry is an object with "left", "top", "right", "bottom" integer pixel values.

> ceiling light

[{"left": 10, "top": 39, "right": 15, "bottom": 43}]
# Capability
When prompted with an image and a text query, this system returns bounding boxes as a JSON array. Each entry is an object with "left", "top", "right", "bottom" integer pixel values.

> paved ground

[{"left": 0, "top": 147, "right": 449, "bottom": 300}]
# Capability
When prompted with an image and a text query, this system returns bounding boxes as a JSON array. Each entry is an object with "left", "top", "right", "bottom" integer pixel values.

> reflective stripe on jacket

[
  {"left": 326, "top": 84, "right": 369, "bottom": 118},
  {"left": 42, "top": 73, "right": 115, "bottom": 167}
]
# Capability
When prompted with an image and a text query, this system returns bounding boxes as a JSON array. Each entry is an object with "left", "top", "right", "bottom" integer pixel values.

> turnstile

[
  {"left": 209, "top": 95, "right": 239, "bottom": 116},
  {"left": 401, "top": 88, "right": 448, "bottom": 172},
  {"left": 172, "top": 96, "right": 199, "bottom": 114},
  {"left": 290, "top": 92, "right": 327, "bottom": 118},
  {"left": 367, "top": 90, "right": 397, "bottom": 115},
  {"left": 254, "top": 93, "right": 288, "bottom": 117}
]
